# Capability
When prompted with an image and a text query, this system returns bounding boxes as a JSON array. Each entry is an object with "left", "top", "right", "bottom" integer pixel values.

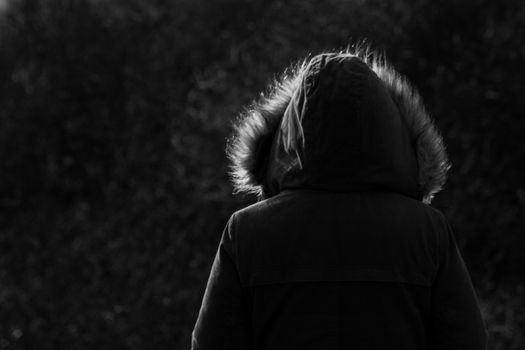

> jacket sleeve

[
  {"left": 429, "top": 220, "right": 488, "bottom": 350},
  {"left": 191, "top": 214, "right": 252, "bottom": 350}
]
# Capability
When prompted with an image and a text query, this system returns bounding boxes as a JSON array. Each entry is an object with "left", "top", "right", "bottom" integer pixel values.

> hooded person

[{"left": 191, "top": 50, "right": 488, "bottom": 350}]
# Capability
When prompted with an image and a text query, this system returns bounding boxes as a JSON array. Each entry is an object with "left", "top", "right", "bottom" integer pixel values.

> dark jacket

[{"left": 191, "top": 53, "right": 488, "bottom": 350}]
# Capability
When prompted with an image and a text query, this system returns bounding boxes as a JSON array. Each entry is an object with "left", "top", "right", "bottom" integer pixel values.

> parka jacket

[{"left": 191, "top": 53, "right": 488, "bottom": 350}]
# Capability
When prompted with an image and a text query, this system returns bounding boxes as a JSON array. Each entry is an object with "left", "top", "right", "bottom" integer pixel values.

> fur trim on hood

[{"left": 226, "top": 49, "right": 450, "bottom": 204}]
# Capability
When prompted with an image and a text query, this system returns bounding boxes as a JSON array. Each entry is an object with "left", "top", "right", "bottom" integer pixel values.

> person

[{"left": 191, "top": 50, "right": 488, "bottom": 350}]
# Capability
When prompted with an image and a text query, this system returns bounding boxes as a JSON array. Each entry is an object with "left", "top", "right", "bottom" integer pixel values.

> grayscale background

[{"left": 0, "top": 0, "right": 523, "bottom": 349}]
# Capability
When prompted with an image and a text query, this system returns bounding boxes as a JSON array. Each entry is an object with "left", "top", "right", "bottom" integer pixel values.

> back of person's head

[{"left": 228, "top": 48, "right": 450, "bottom": 204}]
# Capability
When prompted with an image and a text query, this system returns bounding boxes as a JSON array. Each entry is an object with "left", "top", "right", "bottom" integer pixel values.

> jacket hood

[{"left": 227, "top": 50, "right": 450, "bottom": 204}]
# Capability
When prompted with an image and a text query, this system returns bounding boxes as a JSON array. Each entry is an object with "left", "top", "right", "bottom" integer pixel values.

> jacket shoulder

[{"left": 232, "top": 191, "right": 296, "bottom": 220}]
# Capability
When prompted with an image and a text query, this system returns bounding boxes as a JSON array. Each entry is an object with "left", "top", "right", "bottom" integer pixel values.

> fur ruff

[{"left": 226, "top": 49, "right": 450, "bottom": 204}]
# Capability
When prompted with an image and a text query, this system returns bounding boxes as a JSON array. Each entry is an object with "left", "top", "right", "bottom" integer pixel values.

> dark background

[{"left": 0, "top": 0, "right": 523, "bottom": 349}]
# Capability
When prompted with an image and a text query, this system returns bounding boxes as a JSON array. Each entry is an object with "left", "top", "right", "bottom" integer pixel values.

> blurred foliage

[{"left": 0, "top": 0, "right": 523, "bottom": 349}]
